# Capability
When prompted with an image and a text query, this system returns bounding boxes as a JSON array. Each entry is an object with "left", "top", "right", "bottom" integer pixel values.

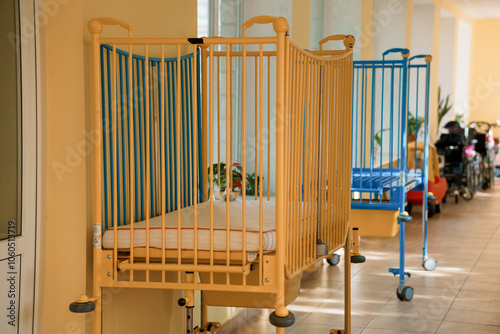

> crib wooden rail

[{"left": 84, "top": 16, "right": 354, "bottom": 334}]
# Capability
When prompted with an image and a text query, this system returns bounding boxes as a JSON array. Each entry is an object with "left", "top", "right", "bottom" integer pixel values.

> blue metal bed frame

[
  {"left": 351, "top": 49, "right": 434, "bottom": 301},
  {"left": 408, "top": 54, "right": 437, "bottom": 273}
]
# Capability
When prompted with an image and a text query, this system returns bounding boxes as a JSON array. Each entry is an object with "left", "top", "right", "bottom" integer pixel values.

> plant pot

[
  {"left": 408, "top": 134, "right": 416, "bottom": 142},
  {"left": 223, "top": 190, "right": 239, "bottom": 201}
]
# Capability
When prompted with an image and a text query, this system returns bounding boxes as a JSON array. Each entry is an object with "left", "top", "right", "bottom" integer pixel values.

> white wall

[
  {"left": 372, "top": 0, "right": 407, "bottom": 59},
  {"left": 437, "top": 12, "right": 456, "bottom": 128},
  {"left": 411, "top": 3, "right": 435, "bottom": 56},
  {"left": 322, "top": 0, "right": 362, "bottom": 59},
  {"left": 454, "top": 19, "right": 472, "bottom": 123}
]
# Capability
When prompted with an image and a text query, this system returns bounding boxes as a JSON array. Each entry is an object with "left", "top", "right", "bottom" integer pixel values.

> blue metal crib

[{"left": 349, "top": 49, "right": 434, "bottom": 301}]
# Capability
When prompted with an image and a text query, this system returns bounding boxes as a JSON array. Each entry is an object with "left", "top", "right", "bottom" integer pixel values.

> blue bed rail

[
  {"left": 351, "top": 48, "right": 413, "bottom": 211},
  {"left": 100, "top": 45, "right": 203, "bottom": 230}
]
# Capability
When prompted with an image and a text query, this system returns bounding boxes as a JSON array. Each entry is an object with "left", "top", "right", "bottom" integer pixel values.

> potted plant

[
  {"left": 245, "top": 172, "right": 262, "bottom": 196},
  {"left": 437, "top": 86, "right": 453, "bottom": 129},
  {"left": 407, "top": 112, "right": 425, "bottom": 142},
  {"left": 373, "top": 128, "right": 389, "bottom": 157},
  {"left": 208, "top": 162, "right": 243, "bottom": 201}
]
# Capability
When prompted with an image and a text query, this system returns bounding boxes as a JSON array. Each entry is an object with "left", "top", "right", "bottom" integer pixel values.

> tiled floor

[{"left": 231, "top": 180, "right": 500, "bottom": 333}]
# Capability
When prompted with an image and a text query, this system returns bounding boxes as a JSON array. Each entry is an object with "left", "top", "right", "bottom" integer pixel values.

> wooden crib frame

[{"left": 75, "top": 16, "right": 355, "bottom": 334}]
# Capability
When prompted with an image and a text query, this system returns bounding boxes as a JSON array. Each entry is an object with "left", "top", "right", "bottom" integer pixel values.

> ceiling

[
  {"left": 446, "top": 0, "right": 500, "bottom": 18},
  {"left": 415, "top": 0, "right": 500, "bottom": 18}
]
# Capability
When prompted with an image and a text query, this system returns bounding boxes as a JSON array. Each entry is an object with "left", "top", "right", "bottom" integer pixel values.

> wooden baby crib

[{"left": 74, "top": 16, "right": 354, "bottom": 334}]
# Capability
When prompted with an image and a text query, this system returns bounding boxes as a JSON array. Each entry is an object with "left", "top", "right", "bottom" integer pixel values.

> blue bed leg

[
  {"left": 389, "top": 212, "right": 413, "bottom": 301},
  {"left": 422, "top": 194, "right": 438, "bottom": 271}
]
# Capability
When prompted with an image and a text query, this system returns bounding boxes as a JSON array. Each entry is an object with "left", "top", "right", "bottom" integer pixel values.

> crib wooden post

[
  {"left": 344, "top": 229, "right": 352, "bottom": 333},
  {"left": 88, "top": 19, "right": 104, "bottom": 334},
  {"left": 200, "top": 45, "right": 209, "bottom": 202},
  {"left": 271, "top": 17, "right": 292, "bottom": 327}
]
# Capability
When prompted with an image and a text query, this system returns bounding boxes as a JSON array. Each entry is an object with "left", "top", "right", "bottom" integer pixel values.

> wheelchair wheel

[{"left": 461, "top": 187, "right": 473, "bottom": 201}]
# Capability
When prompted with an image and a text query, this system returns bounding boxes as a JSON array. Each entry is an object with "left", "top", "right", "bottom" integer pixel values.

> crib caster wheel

[
  {"left": 405, "top": 202, "right": 413, "bottom": 215},
  {"left": 428, "top": 202, "right": 436, "bottom": 218},
  {"left": 69, "top": 295, "right": 96, "bottom": 313},
  {"left": 178, "top": 298, "right": 187, "bottom": 307},
  {"left": 269, "top": 311, "right": 295, "bottom": 328},
  {"left": 327, "top": 254, "right": 340, "bottom": 266},
  {"left": 396, "top": 286, "right": 414, "bottom": 302},
  {"left": 351, "top": 255, "right": 366, "bottom": 264},
  {"left": 435, "top": 203, "right": 441, "bottom": 213},
  {"left": 423, "top": 258, "right": 437, "bottom": 271}
]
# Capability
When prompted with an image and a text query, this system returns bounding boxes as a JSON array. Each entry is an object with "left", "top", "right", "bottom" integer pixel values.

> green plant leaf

[{"left": 437, "top": 86, "right": 453, "bottom": 128}]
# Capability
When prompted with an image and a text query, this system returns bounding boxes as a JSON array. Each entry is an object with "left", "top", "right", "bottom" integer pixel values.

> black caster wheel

[
  {"left": 405, "top": 202, "right": 413, "bottom": 215},
  {"left": 455, "top": 194, "right": 459, "bottom": 204},
  {"left": 396, "top": 286, "right": 414, "bottom": 301},
  {"left": 69, "top": 301, "right": 95, "bottom": 313},
  {"left": 435, "top": 203, "right": 441, "bottom": 214},
  {"left": 351, "top": 255, "right": 366, "bottom": 264},
  {"left": 269, "top": 311, "right": 295, "bottom": 328},
  {"left": 327, "top": 253, "right": 340, "bottom": 266},
  {"left": 422, "top": 258, "right": 437, "bottom": 271},
  {"left": 427, "top": 202, "right": 436, "bottom": 218}
]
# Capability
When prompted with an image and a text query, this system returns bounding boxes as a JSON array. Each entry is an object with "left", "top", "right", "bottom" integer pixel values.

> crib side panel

[
  {"left": 99, "top": 45, "right": 204, "bottom": 230},
  {"left": 284, "top": 44, "right": 354, "bottom": 278}
]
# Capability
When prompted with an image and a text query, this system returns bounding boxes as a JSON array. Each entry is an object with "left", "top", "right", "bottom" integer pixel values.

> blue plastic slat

[{"left": 100, "top": 46, "right": 109, "bottom": 230}]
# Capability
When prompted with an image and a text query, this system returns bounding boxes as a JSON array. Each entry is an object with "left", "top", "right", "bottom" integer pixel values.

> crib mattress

[{"left": 102, "top": 200, "right": 276, "bottom": 253}]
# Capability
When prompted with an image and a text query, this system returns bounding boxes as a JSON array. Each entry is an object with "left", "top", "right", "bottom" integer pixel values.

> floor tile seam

[{"left": 435, "top": 215, "right": 500, "bottom": 333}]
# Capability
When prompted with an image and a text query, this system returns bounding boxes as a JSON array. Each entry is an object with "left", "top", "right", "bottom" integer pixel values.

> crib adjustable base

[{"left": 329, "top": 330, "right": 345, "bottom": 334}]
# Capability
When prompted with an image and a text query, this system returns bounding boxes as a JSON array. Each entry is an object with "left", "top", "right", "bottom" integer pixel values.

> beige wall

[
  {"left": 42, "top": 0, "right": 87, "bottom": 333},
  {"left": 41, "top": 1, "right": 246, "bottom": 333},
  {"left": 469, "top": 19, "right": 500, "bottom": 133}
]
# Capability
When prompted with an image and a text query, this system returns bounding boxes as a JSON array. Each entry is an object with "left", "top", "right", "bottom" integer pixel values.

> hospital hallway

[{"left": 229, "top": 180, "right": 500, "bottom": 333}]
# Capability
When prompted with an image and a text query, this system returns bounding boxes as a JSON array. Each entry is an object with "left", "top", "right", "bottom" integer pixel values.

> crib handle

[
  {"left": 382, "top": 48, "right": 410, "bottom": 57},
  {"left": 318, "top": 35, "right": 355, "bottom": 50},
  {"left": 89, "top": 17, "right": 132, "bottom": 32},
  {"left": 409, "top": 54, "right": 433, "bottom": 63},
  {"left": 242, "top": 15, "right": 289, "bottom": 35}
]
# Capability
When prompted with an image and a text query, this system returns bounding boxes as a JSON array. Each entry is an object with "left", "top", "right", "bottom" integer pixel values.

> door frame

[{"left": 0, "top": 0, "right": 40, "bottom": 332}]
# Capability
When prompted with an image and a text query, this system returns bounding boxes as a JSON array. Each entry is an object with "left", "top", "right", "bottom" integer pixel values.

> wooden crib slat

[
  {"left": 229, "top": 49, "right": 233, "bottom": 193},
  {"left": 241, "top": 41, "right": 247, "bottom": 286},
  {"left": 311, "top": 59, "right": 320, "bottom": 262},
  {"left": 145, "top": 44, "right": 151, "bottom": 283},
  {"left": 112, "top": 44, "right": 118, "bottom": 281},
  {"left": 258, "top": 43, "right": 264, "bottom": 286},
  {"left": 176, "top": 44, "right": 182, "bottom": 284},
  {"left": 160, "top": 44, "right": 166, "bottom": 283},
  {"left": 192, "top": 44, "right": 199, "bottom": 271},
  {"left": 225, "top": 44, "right": 231, "bottom": 285},
  {"left": 297, "top": 57, "right": 313, "bottom": 268},
  {"left": 208, "top": 46, "right": 214, "bottom": 285},
  {"left": 267, "top": 55, "right": 271, "bottom": 202},
  {"left": 254, "top": 56, "right": 258, "bottom": 201},
  {"left": 217, "top": 56, "right": 220, "bottom": 193},
  {"left": 127, "top": 41, "right": 135, "bottom": 281}
]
